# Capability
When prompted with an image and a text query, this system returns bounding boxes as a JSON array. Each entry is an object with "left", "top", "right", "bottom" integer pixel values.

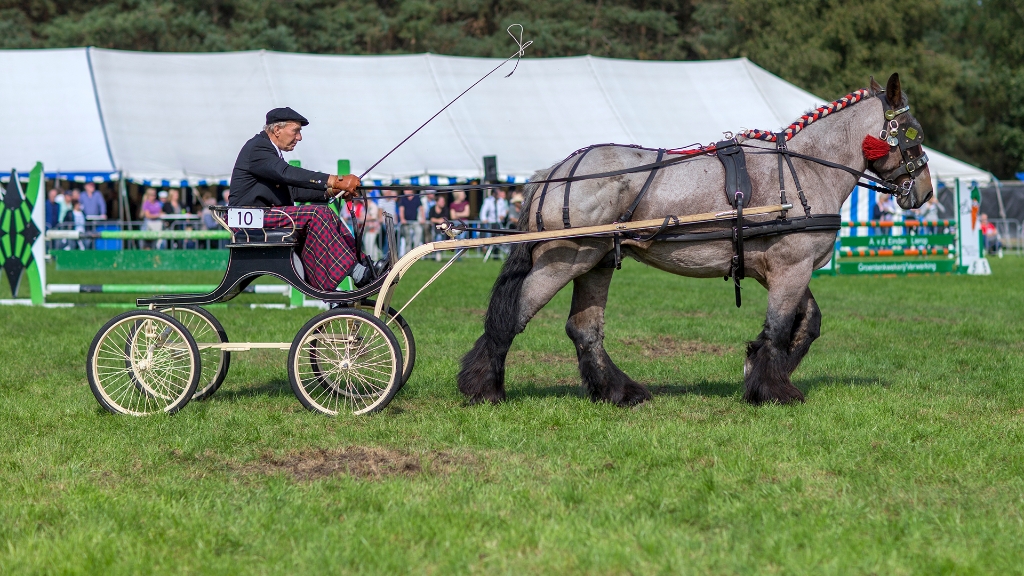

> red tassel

[{"left": 862, "top": 135, "right": 891, "bottom": 160}]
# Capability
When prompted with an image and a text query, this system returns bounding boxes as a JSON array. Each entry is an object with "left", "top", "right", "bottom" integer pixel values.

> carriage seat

[{"left": 229, "top": 228, "right": 299, "bottom": 247}]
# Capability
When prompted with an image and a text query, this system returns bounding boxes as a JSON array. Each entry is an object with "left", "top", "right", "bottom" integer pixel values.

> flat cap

[{"left": 266, "top": 107, "right": 309, "bottom": 126}]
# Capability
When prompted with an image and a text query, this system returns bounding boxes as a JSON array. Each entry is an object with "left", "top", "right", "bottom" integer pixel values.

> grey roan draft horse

[{"left": 458, "top": 73, "right": 933, "bottom": 407}]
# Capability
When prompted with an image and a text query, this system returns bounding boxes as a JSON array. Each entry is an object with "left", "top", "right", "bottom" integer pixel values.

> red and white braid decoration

[{"left": 741, "top": 88, "right": 872, "bottom": 143}]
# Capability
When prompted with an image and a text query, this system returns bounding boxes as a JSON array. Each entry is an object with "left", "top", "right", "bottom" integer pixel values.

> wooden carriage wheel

[
  {"left": 288, "top": 309, "right": 402, "bottom": 416},
  {"left": 158, "top": 306, "right": 230, "bottom": 400},
  {"left": 87, "top": 310, "right": 200, "bottom": 415}
]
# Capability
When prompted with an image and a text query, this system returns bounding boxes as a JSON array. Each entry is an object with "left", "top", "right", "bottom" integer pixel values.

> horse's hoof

[
  {"left": 616, "top": 381, "right": 653, "bottom": 407},
  {"left": 466, "top": 392, "right": 505, "bottom": 406},
  {"left": 743, "top": 383, "right": 805, "bottom": 406}
]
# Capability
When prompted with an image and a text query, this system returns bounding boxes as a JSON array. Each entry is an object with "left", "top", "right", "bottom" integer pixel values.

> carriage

[{"left": 85, "top": 201, "right": 792, "bottom": 416}]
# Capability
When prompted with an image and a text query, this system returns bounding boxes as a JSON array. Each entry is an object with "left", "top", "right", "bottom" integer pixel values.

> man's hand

[{"left": 327, "top": 174, "right": 361, "bottom": 200}]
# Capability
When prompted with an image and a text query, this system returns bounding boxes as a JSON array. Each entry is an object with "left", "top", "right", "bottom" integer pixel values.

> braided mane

[{"left": 741, "top": 88, "right": 872, "bottom": 143}]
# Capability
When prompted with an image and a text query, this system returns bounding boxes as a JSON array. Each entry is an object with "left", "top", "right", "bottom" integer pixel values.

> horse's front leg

[
  {"left": 566, "top": 266, "right": 652, "bottom": 406},
  {"left": 743, "top": 262, "right": 813, "bottom": 405}
]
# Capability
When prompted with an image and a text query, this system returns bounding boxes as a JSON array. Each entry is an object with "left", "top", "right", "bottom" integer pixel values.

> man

[
  {"left": 229, "top": 107, "right": 369, "bottom": 290},
  {"left": 397, "top": 188, "right": 424, "bottom": 256},
  {"left": 80, "top": 183, "right": 106, "bottom": 219},
  {"left": 45, "top": 189, "right": 61, "bottom": 230},
  {"left": 979, "top": 213, "right": 1003, "bottom": 257}
]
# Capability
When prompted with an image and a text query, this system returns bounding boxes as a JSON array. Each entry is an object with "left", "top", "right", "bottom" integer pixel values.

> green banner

[
  {"left": 840, "top": 234, "right": 954, "bottom": 248},
  {"left": 52, "top": 250, "right": 230, "bottom": 271},
  {"left": 838, "top": 260, "right": 957, "bottom": 275}
]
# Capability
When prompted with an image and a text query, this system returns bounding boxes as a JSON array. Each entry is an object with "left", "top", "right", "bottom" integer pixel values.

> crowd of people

[
  {"left": 356, "top": 188, "right": 523, "bottom": 261},
  {"left": 42, "top": 181, "right": 526, "bottom": 256}
]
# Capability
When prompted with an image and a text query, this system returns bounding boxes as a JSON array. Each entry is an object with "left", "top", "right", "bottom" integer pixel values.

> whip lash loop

[{"left": 358, "top": 24, "right": 532, "bottom": 181}]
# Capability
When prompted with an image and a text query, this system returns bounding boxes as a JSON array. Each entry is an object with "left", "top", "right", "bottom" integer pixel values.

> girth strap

[
  {"left": 731, "top": 191, "right": 745, "bottom": 307},
  {"left": 715, "top": 139, "right": 752, "bottom": 208},
  {"left": 619, "top": 149, "right": 665, "bottom": 222}
]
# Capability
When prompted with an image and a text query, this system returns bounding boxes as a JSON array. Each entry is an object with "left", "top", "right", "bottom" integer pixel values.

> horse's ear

[
  {"left": 869, "top": 76, "right": 883, "bottom": 94},
  {"left": 885, "top": 73, "right": 902, "bottom": 106}
]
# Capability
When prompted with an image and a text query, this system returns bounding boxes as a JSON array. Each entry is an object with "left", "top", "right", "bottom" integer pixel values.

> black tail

[{"left": 457, "top": 241, "right": 534, "bottom": 403}]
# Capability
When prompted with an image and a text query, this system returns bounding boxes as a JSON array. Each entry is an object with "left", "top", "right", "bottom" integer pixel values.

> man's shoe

[{"left": 352, "top": 258, "right": 387, "bottom": 288}]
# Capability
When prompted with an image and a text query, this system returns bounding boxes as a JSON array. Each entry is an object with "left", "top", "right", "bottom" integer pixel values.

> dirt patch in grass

[
  {"left": 243, "top": 446, "right": 475, "bottom": 482},
  {"left": 620, "top": 335, "right": 731, "bottom": 358}
]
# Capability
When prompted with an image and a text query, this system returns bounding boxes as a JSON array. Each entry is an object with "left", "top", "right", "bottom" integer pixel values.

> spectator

[
  {"left": 219, "top": 189, "right": 230, "bottom": 206},
  {"left": 140, "top": 188, "right": 164, "bottom": 249},
  {"left": 874, "top": 194, "right": 896, "bottom": 235},
  {"left": 161, "top": 189, "right": 188, "bottom": 248},
  {"left": 495, "top": 189, "right": 509, "bottom": 226},
  {"left": 80, "top": 182, "right": 107, "bottom": 219},
  {"left": 54, "top": 188, "right": 69, "bottom": 222},
  {"left": 427, "top": 195, "right": 450, "bottom": 261},
  {"left": 201, "top": 194, "right": 218, "bottom": 230},
  {"left": 45, "top": 189, "right": 60, "bottom": 230},
  {"left": 363, "top": 200, "right": 382, "bottom": 260},
  {"left": 450, "top": 190, "right": 470, "bottom": 220},
  {"left": 917, "top": 194, "right": 945, "bottom": 234},
  {"left": 980, "top": 213, "right": 1002, "bottom": 257},
  {"left": 480, "top": 191, "right": 498, "bottom": 228},
  {"left": 421, "top": 192, "right": 436, "bottom": 223},
  {"left": 162, "top": 189, "right": 184, "bottom": 215},
  {"left": 507, "top": 193, "right": 523, "bottom": 228},
  {"left": 377, "top": 190, "right": 399, "bottom": 257},
  {"left": 62, "top": 200, "right": 86, "bottom": 250},
  {"left": 397, "top": 189, "right": 424, "bottom": 256}
]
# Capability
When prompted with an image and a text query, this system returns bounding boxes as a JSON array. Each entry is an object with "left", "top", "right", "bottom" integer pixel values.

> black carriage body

[{"left": 137, "top": 209, "right": 397, "bottom": 307}]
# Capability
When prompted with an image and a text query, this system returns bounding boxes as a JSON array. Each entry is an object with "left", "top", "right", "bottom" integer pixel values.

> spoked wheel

[
  {"left": 87, "top": 310, "right": 200, "bottom": 415},
  {"left": 357, "top": 299, "right": 415, "bottom": 388},
  {"left": 158, "top": 306, "right": 230, "bottom": 400},
  {"left": 288, "top": 309, "right": 402, "bottom": 416}
]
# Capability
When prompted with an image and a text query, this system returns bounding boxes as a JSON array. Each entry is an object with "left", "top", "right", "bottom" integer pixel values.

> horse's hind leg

[
  {"left": 743, "top": 265, "right": 812, "bottom": 405},
  {"left": 458, "top": 239, "right": 608, "bottom": 404},
  {"left": 566, "top": 266, "right": 652, "bottom": 406}
]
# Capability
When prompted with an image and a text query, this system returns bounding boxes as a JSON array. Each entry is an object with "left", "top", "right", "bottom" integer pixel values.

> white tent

[{"left": 0, "top": 47, "right": 994, "bottom": 187}]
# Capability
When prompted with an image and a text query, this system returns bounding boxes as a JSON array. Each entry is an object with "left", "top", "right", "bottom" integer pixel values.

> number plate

[{"left": 227, "top": 208, "right": 263, "bottom": 228}]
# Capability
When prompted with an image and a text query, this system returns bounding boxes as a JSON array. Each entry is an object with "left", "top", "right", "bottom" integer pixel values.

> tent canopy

[{"left": 0, "top": 47, "right": 993, "bottom": 186}]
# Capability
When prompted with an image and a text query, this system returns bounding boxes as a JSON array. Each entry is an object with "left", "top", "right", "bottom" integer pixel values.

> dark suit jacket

[{"left": 229, "top": 131, "right": 331, "bottom": 207}]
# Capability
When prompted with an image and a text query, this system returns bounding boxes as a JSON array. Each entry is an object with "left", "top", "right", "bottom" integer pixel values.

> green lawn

[{"left": 2, "top": 257, "right": 1023, "bottom": 574}]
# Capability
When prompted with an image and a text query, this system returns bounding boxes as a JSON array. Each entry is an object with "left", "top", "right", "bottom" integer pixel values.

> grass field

[{"left": 2, "top": 256, "right": 1024, "bottom": 574}]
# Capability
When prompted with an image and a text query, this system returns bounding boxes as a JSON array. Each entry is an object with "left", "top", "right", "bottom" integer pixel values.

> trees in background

[{"left": 1, "top": 0, "right": 1020, "bottom": 178}]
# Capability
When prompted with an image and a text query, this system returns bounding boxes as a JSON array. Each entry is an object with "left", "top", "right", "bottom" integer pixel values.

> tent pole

[{"left": 995, "top": 179, "right": 1006, "bottom": 219}]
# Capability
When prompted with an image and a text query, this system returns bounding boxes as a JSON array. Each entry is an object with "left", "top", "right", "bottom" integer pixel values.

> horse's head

[{"left": 867, "top": 73, "right": 933, "bottom": 210}]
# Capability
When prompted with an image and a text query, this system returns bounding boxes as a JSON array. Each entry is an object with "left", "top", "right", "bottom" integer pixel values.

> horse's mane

[{"left": 742, "top": 87, "right": 878, "bottom": 143}]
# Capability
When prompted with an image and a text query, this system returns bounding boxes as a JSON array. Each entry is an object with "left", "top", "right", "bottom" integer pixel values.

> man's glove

[{"left": 327, "top": 174, "right": 361, "bottom": 199}]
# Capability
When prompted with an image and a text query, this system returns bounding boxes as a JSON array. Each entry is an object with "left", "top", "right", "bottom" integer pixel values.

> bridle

[{"left": 871, "top": 92, "right": 929, "bottom": 200}]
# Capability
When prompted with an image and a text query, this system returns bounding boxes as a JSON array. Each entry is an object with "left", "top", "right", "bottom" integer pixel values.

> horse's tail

[{"left": 456, "top": 196, "right": 538, "bottom": 402}]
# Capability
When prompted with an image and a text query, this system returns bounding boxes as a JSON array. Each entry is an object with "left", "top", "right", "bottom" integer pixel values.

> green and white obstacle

[{"left": 816, "top": 179, "right": 991, "bottom": 276}]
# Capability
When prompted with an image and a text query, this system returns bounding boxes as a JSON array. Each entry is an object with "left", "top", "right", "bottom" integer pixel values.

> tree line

[{"left": 2, "top": 0, "right": 1021, "bottom": 178}]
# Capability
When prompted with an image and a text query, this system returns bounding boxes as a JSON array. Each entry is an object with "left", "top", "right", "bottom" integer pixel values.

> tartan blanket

[{"left": 260, "top": 205, "right": 357, "bottom": 291}]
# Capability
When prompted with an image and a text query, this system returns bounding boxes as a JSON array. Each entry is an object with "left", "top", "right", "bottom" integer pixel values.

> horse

[{"left": 457, "top": 73, "right": 933, "bottom": 407}]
